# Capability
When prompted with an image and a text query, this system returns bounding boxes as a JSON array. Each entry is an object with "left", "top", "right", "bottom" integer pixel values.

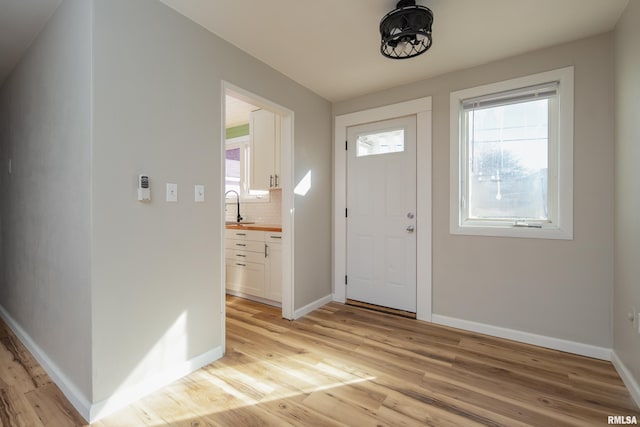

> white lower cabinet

[
  {"left": 265, "top": 233, "right": 282, "bottom": 301},
  {"left": 225, "top": 259, "right": 265, "bottom": 297},
  {"left": 225, "top": 229, "right": 282, "bottom": 303}
]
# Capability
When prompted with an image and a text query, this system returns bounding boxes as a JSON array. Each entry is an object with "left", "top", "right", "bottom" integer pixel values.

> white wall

[
  {"left": 91, "top": 0, "right": 331, "bottom": 407},
  {"left": 333, "top": 33, "right": 615, "bottom": 350},
  {"left": 614, "top": 0, "right": 640, "bottom": 399},
  {"left": 0, "top": 0, "right": 92, "bottom": 401}
]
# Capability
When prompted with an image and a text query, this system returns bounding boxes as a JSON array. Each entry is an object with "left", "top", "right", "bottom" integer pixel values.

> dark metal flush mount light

[{"left": 380, "top": 0, "right": 433, "bottom": 59}]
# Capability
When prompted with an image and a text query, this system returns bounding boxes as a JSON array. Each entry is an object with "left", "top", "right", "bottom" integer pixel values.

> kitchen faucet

[{"left": 224, "top": 190, "right": 243, "bottom": 223}]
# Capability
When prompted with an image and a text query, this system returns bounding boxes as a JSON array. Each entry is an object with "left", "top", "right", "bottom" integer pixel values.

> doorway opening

[{"left": 221, "top": 83, "right": 294, "bottom": 352}]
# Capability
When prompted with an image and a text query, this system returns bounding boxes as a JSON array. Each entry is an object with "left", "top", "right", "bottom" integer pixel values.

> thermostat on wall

[{"left": 137, "top": 174, "right": 151, "bottom": 202}]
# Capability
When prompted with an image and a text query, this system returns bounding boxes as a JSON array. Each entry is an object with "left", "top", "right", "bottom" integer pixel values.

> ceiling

[
  {"left": 225, "top": 95, "right": 258, "bottom": 128},
  {"left": 159, "top": 0, "right": 629, "bottom": 102},
  {"left": 0, "top": 0, "right": 629, "bottom": 102},
  {"left": 0, "top": 0, "right": 62, "bottom": 87}
]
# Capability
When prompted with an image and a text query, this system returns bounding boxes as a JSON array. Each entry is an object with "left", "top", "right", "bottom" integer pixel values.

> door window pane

[{"left": 356, "top": 129, "right": 405, "bottom": 157}]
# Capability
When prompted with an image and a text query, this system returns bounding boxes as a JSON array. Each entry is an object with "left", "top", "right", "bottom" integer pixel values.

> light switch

[
  {"left": 195, "top": 185, "right": 205, "bottom": 202},
  {"left": 166, "top": 183, "right": 178, "bottom": 202}
]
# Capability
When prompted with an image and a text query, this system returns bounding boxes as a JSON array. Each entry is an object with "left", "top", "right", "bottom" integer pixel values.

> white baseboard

[
  {"left": 332, "top": 293, "right": 346, "bottom": 304},
  {"left": 432, "top": 314, "right": 612, "bottom": 361},
  {"left": 226, "top": 290, "right": 281, "bottom": 308},
  {"left": 612, "top": 351, "right": 640, "bottom": 408},
  {"left": 0, "top": 303, "right": 224, "bottom": 424},
  {"left": 89, "top": 345, "right": 223, "bottom": 423},
  {"left": 293, "top": 294, "right": 333, "bottom": 319},
  {"left": 0, "top": 305, "right": 92, "bottom": 421}
]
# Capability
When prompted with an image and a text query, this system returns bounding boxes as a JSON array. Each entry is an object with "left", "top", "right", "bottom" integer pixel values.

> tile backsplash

[{"left": 225, "top": 189, "right": 282, "bottom": 225}]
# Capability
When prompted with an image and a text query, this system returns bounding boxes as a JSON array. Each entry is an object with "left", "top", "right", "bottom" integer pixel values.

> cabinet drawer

[
  {"left": 225, "top": 229, "right": 264, "bottom": 241},
  {"left": 227, "top": 248, "right": 265, "bottom": 264},
  {"left": 225, "top": 259, "right": 265, "bottom": 297},
  {"left": 226, "top": 239, "right": 264, "bottom": 252},
  {"left": 265, "top": 232, "right": 282, "bottom": 243}
]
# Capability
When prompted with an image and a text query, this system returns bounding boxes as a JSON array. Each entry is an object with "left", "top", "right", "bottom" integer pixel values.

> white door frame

[
  {"left": 333, "top": 97, "right": 432, "bottom": 321},
  {"left": 221, "top": 82, "right": 295, "bottom": 348}
]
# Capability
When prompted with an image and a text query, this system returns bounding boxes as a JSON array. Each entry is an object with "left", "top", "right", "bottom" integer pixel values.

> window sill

[
  {"left": 225, "top": 196, "right": 271, "bottom": 204},
  {"left": 450, "top": 223, "right": 573, "bottom": 240}
]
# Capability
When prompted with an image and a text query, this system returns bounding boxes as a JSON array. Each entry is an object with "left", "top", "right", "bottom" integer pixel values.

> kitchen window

[
  {"left": 225, "top": 136, "right": 269, "bottom": 201},
  {"left": 450, "top": 67, "right": 574, "bottom": 239}
]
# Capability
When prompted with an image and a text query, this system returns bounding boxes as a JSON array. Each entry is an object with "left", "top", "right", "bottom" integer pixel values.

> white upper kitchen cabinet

[{"left": 250, "top": 109, "right": 281, "bottom": 191}]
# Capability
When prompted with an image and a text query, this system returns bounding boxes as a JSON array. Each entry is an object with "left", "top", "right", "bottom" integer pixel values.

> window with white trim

[
  {"left": 225, "top": 135, "right": 269, "bottom": 201},
  {"left": 450, "top": 67, "right": 573, "bottom": 239}
]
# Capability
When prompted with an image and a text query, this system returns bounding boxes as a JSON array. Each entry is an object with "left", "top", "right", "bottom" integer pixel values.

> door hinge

[
  {"left": 345, "top": 140, "right": 348, "bottom": 151},
  {"left": 345, "top": 208, "right": 348, "bottom": 218},
  {"left": 345, "top": 275, "right": 348, "bottom": 285}
]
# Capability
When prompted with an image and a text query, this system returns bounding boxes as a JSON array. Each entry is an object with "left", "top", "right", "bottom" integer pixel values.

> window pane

[
  {"left": 468, "top": 99, "right": 549, "bottom": 220},
  {"left": 225, "top": 147, "right": 241, "bottom": 194},
  {"left": 356, "top": 129, "right": 404, "bottom": 157}
]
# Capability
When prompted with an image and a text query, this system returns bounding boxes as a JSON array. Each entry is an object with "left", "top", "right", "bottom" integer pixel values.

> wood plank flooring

[
  {"left": 0, "top": 319, "right": 85, "bottom": 426},
  {"left": 1, "top": 296, "right": 638, "bottom": 426}
]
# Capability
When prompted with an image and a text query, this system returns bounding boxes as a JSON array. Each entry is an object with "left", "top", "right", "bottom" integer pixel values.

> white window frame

[
  {"left": 450, "top": 67, "right": 573, "bottom": 240},
  {"left": 225, "top": 135, "right": 269, "bottom": 202}
]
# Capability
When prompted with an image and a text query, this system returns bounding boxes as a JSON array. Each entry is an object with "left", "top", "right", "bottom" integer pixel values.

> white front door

[{"left": 346, "top": 115, "right": 417, "bottom": 312}]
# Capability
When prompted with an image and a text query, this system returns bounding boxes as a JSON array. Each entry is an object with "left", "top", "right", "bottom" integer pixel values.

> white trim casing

[
  {"left": 449, "top": 66, "right": 574, "bottom": 240},
  {"left": 280, "top": 114, "right": 295, "bottom": 320},
  {"left": 432, "top": 314, "right": 611, "bottom": 361},
  {"left": 612, "top": 351, "right": 640, "bottom": 408},
  {"left": 416, "top": 110, "right": 432, "bottom": 321},
  {"left": 222, "top": 82, "right": 295, "bottom": 322},
  {"left": 334, "top": 97, "right": 432, "bottom": 321}
]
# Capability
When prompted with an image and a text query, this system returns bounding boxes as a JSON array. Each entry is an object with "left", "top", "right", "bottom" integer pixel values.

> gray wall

[
  {"left": 91, "top": 0, "right": 331, "bottom": 402},
  {"left": 614, "top": 0, "right": 640, "bottom": 388},
  {"left": 0, "top": 0, "right": 92, "bottom": 400},
  {"left": 334, "top": 33, "right": 615, "bottom": 349}
]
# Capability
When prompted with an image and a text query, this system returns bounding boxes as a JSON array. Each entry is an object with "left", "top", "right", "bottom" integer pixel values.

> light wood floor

[{"left": 1, "top": 296, "right": 638, "bottom": 426}]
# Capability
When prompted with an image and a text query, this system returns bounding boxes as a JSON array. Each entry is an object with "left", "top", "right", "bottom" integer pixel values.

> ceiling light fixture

[{"left": 380, "top": 0, "right": 433, "bottom": 60}]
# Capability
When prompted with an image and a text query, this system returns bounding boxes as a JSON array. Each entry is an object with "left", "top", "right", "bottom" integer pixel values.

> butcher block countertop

[{"left": 225, "top": 223, "right": 282, "bottom": 232}]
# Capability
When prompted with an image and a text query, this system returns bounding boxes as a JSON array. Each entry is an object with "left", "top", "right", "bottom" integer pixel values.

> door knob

[{"left": 406, "top": 225, "right": 415, "bottom": 233}]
